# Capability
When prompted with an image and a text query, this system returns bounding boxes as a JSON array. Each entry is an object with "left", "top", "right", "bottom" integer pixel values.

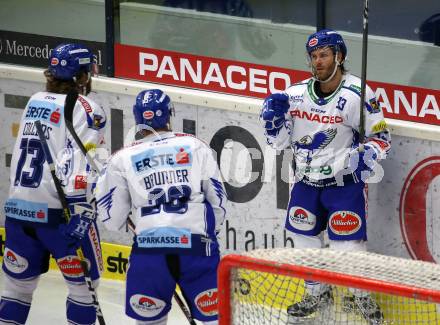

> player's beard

[{"left": 313, "top": 61, "right": 337, "bottom": 82}]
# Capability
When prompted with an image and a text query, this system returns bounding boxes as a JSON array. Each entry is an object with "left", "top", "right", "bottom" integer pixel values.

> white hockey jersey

[
  {"left": 4, "top": 91, "right": 106, "bottom": 226},
  {"left": 265, "top": 74, "right": 391, "bottom": 185},
  {"left": 95, "top": 132, "right": 227, "bottom": 256}
]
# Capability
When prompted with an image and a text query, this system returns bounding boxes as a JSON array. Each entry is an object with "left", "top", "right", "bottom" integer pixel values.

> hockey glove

[
  {"left": 60, "top": 203, "right": 95, "bottom": 247},
  {"left": 260, "top": 93, "right": 290, "bottom": 136},
  {"left": 348, "top": 143, "right": 378, "bottom": 182}
]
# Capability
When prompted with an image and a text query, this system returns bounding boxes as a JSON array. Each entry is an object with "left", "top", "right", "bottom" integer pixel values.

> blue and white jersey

[
  {"left": 265, "top": 73, "right": 391, "bottom": 185},
  {"left": 95, "top": 132, "right": 227, "bottom": 256},
  {"left": 4, "top": 91, "right": 106, "bottom": 226}
]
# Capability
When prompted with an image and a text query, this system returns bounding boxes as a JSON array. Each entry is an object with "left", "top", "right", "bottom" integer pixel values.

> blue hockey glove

[
  {"left": 348, "top": 143, "right": 378, "bottom": 182},
  {"left": 60, "top": 203, "right": 95, "bottom": 247},
  {"left": 260, "top": 93, "right": 290, "bottom": 136}
]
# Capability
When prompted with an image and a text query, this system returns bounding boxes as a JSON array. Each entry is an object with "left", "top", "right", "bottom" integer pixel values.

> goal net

[{"left": 218, "top": 248, "right": 440, "bottom": 325}]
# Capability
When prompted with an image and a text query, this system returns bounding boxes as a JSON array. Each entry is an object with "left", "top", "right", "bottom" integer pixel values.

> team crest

[
  {"left": 366, "top": 98, "right": 381, "bottom": 114},
  {"left": 296, "top": 128, "right": 337, "bottom": 151}
]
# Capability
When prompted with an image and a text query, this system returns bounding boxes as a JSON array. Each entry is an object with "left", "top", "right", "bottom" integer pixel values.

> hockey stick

[
  {"left": 173, "top": 290, "right": 197, "bottom": 325},
  {"left": 359, "top": 0, "right": 369, "bottom": 148},
  {"left": 63, "top": 90, "right": 101, "bottom": 173},
  {"left": 125, "top": 219, "right": 197, "bottom": 325},
  {"left": 34, "top": 120, "right": 106, "bottom": 325}
]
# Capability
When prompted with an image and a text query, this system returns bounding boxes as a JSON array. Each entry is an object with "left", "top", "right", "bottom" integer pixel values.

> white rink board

[{"left": 1, "top": 65, "right": 440, "bottom": 264}]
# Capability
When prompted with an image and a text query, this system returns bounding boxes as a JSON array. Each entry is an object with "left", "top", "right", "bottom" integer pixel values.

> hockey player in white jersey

[
  {"left": 260, "top": 29, "right": 391, "bottom": 324},
  {"left": 1, "top": 43, "right": 106, "bottom": 325},
  {"left": 95, "top": 89, "right": 227, "bottom": 325}
]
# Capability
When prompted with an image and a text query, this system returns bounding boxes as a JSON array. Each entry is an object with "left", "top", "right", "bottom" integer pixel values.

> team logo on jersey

[
  {"left": 195, "top": 289, "right": 218, "bottom": 316},
  {"left": 129, "top": 294, "right": 165, "bottom": 317},
  {"left": 92, "top": 114, "right": 104, "bottom": 130},
  {"left": 329, "top": 211, "right": 362, "bottom": 235},
  {"left": 288, "top": 207, "right": 316, "bottom": 231},
  {"left": 57, "top": 255, "right": 84, "bottom": 278},
  {"left": 96, "top": 187, "right": 116, "bottom": 223},
  {"left": 136, "top": 227, "right": 192, "bottom": 249},
  {"left": 367, "top": 98, "right": 381, "bottom": 114},
  {"left": 3, "top": 248, "right": 28, "bottom": 274},
  {"left": 296, "top": 129, "right": 337, "bottom": 151},
  {"left": 79, "top": 95, "right": 106, "bottom": 130}
]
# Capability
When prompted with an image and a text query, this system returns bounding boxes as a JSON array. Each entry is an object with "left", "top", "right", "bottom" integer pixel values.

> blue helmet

[
  {"left": 133, "top": 89, "right": 173, "bottom": 129},
  {"left": 48, "top": 43, "right": 94, "bottom": 80},
  {"left": 306, "top": 29, "right": 347, "bottom": 59}
]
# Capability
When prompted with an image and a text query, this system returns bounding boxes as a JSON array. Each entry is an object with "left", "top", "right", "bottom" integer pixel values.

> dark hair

[
  {"left": 340, "top": 62, "right": 348, "bottom": 74},
  {"left": 44, "top": 70, "right": 91, "bottom": 95}
]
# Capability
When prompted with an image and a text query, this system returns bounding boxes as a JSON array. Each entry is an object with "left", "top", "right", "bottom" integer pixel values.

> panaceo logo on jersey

[
  {"left": 4, "top": 198, "right": 48, "bottom": 223},
  {"left": 290, "top": 109, "right": 344, "bottom": 124},
  {"left": 131, "top": 145, "right": 192, "bottom": 174},
  {"left": 24, "top": 100, "right": 63, "bottom": 127},
  {"left": 136, "top": 227, "right": 192, "bottom": 249}
]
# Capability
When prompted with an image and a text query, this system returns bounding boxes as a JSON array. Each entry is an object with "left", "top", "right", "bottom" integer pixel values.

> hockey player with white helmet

[
  {"left": 260, "top": 29, "right": 391, "bottom": 323},
  {"left": 95, "top": 89, "right": 227, "bottom": 325},
  {"left": 0, "top": 43, "right": 107, "bottom": 325}
]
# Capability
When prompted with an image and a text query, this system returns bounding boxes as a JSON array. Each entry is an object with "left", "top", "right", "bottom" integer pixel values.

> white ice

[{"left": 0, "top": 270, "right": 200, "bottom": 324}]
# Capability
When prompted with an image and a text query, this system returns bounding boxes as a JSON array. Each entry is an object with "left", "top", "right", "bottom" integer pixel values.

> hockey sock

[
  {"left": 0, "top": 296, "right": 31, "bottom": 325},
  {"left": 66, "top": 296, "right": 96, "bottom": 325},
  {"left": 0, "top": 274, "right": 38, "bottom": 325},
  {"left": 66, "top": 281, "right": 99, "bottom": 325}
]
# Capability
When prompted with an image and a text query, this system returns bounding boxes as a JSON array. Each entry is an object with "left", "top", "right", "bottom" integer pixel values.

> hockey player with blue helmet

[
  {"left": 133, "top": 89, "right": 174, "bottom": 131},
  {"left": 0, "top": 43, "right": 106, "bottom": 324},
  {"left": 260, "top": 29, "right": 391, "bottom": 323},
  {"left": 46, "top": 43, "right": 97, "bottom": 95},
  {"left": 96, "top": 89, "right": 227, "bottom": 325}
]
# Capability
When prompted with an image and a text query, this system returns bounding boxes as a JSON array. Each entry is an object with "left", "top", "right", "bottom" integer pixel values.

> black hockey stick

[
  {"left": 64, "top": 90, "right": 101, "bottom": 173},
  {"left": 35, "top": 120, "right": 106, "bottom": 325},
  {"left": 173, "top": 290, "right": 197, "bottom": 325},
  {"left": 126, "top": 219, "right": 197, "bottom": 325},
  {"left": 359, "top": 0, "right": 369, "bottom": 148}
]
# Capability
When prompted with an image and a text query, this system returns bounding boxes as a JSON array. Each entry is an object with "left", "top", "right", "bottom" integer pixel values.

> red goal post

[{"left": 218, "top": 248, "right": 440, "bottom": 324}]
